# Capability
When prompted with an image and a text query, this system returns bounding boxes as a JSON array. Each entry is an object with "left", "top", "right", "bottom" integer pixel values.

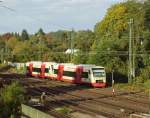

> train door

[
  {"left": 40, "top": 64, "right": 45, "bottom": 78},
  {"left": 75, "top": 67, "right": 83, "bottom": 84},
  {"left": 29, "top": 63, "right": 33, "bottom": 76},
  {"left": 45, "top": 64, "right": 54, "bottom": 78},
  {"left": 88, "top": 69, "right": 93, "bottom": 83},
  {"left": 57, "top": 65, "right": 64, "bottom": 81},
  {"left": 49, "top": 65, "right": 54, "bottom": 75}
]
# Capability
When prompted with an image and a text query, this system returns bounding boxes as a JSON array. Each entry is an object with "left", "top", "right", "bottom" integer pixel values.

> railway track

[
  {"left": 31, "top": 78, "right": 148, "bottom": 104},
  {"left": 19, "top": 77, "right": 148, "bottom": 117},
  {"left": 37, "top": 85, "right": 148, "bottom": 114},
  {"left": 29, "top": 88, "right": 101, "bottom": 118},
  {"left": 28, "top": 89, "right": 72, "bottom": 118},
  {"left": 21, "top": 79, "right": 122, "bottom": 117},
  {"left": 15, "top": 77, "right": 149, "bottom": 118},
  {"left": 29, "top": 87, "right": 121, "bottom": 118}
]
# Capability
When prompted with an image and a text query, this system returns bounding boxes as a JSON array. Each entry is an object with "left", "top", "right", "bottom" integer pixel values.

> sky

[{"left": 0, "top": 0, "right": 123, "bottom": 34}]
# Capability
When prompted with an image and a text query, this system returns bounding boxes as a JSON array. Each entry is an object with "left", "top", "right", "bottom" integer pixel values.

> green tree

[
  {"left": 144, "top": 0, "right": 150, "bottom": 29},
  {"left": 73, "top": 51, "right": 89, "bottom": 64},
  {"left": 36, "top": 28, "right": 45, "bottom": 36},
  {"left": 21, "top": 29, "right": 29, "bottom": 41},
  {"left": 74, "top": 30, "right": 95, "bottom": 52}
]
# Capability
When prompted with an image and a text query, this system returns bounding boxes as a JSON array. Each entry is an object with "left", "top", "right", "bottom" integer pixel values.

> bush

[
  {"left": 144, "top": 80, "right": 150, "bottom": 90},
  {"left": 55, "top": 107, "right": 73, "bottom": 115},
  {"left": 135, "top": 66, "right": 150, "bottom": 84},
  {"left": 0, "top": 82, "right": 25, "bottom": 118},
  {"left": 141, "top": 66, "right": 150, "bottom": 80}
]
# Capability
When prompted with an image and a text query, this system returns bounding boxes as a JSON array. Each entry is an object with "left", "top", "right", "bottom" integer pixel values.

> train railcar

[
  {"left": 26, "top": 61, "right": 42, "bottom": 77},
  {"left": 39, "top": 62, "right": 56, "bottom": 78},
  {"left": 26, "top": 61, "right": 56, "bottom": 78},
  {"left": 26, "top": 62, "right": 106, "bottom": 87},
  {"left": 50, "top": 64, "right": 106, "bottom": 87},
  {"left": 26, "top": 62, "right": 32, "bottom": 76}
]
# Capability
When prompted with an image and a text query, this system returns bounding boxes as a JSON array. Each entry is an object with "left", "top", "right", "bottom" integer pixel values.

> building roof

[{"left": 65, "top": 49, "right": 79, "bottom": 54}]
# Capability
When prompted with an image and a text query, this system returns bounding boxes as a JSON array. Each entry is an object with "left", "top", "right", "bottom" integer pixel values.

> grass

[
  {"left": 55, "top": 107, "right": 73, "bottom": 115},
  {"left": 0, "top": 63, "right": 7, "bottom": 68},
  {"left": 0, "top": 63, "right": 26, "bottom": 74},
  {"left": 4, "top": 66, "right": 26, "bottom": 74},
  {"left": 115, "top": 80, "right": 150, "bottom": 93}
]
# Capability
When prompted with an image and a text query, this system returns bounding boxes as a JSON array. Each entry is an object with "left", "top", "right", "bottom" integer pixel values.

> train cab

[{"left": 90, "top": 67, "right": 106, "bottom": 87}]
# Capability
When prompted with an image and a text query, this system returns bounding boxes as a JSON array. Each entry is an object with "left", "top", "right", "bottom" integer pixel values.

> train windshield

[{"left": 92, "top": 68, "right": 105, "bottom": 77}]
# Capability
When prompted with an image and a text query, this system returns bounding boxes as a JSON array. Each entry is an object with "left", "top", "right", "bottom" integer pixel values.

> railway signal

[{"left": 112, "top": 69, "right": 115, "bottom": 96}]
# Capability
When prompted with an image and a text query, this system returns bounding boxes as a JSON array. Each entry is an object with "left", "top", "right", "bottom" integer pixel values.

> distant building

[{"left": 65, "top": 49, "right": 79, "bottom": 54}]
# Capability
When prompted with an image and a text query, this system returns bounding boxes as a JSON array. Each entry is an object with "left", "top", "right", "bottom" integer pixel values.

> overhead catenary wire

[
  {"left": 0, "top": 1, "right": 73, "bottom": 32},
  {"left": 0, "top": 1, "right": 16, "bottom": 12},
  {"left": 0, "top": 2, "right": 149, "bottom": 55},
  {"left": 0, "top": 5, "right": 16, "bottom": 12},
  {"left": 2, "top": 50, "right": 150, "bottom": 55}
]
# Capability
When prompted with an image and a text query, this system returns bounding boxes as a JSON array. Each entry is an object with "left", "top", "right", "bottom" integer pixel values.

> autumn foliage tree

[{"left": 90, "top": 1, "right": 146, "bottom": 72}]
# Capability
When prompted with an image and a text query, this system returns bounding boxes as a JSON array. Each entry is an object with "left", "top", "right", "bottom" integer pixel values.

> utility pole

[
  {"left": 5, "top": 39, "right": 8, "bottom": 63},
  {"left": 70, "top": 29, "right": 74, "bottom": 62},
  {"left": 0, "top": 49, "right": 4, "bottom": 63},
  {"left": 0, "top": 0, "right": 3, "bottom": 62},
  {"left": 37, "top": 34, "right": 43, "bottom": 61},
  {"left": 128, "top": 18, "right": 134, "bottom": 82},
  {"left": 40, "top": 38, "right": 43, "bottom": 61}
]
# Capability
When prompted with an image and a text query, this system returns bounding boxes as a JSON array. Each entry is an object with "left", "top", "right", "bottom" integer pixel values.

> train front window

[
  {"left": 92, "top": 68, "right": 105, "bottom": 77},
  {"left": 93, "top": 72, "right": 105, "bottom": 77}
]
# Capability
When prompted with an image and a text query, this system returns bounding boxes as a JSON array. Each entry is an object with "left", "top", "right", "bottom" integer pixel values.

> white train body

[{"left": 26, "top": 62, "right": 106, "bottom": 87}]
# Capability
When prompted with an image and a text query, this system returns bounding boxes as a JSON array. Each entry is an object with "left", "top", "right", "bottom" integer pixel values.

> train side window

[
  {"left": 54, "top": 69, "right": 58, "bottom": 74},
  {"left": 45, "top": 68, "right": 49, "bottom": 73},
  {"left": 88, "top": 70, "right": 91, "bottom": 75},
  {"left": 63, "top": 71, "right": 75, "bottom": 77},
  {"left": 82, "top": 72, "right": 88, "bottom": 78},
  {"left": 33, "top": 68, "right": 40, "bottom": 72},
  {"left": 26, "top": 66, "right": 29, "bottom": 70},
  {"left": 51, "top": 65, "right": 54, "bottom": 72}
]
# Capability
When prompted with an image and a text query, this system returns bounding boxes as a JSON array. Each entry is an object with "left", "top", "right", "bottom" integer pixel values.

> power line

[
  {"left": 0, "top": 1, "right": 16, "bottom": 12},
  {"left": 0, "top": 5, "right": 16, "bottom": 12},
  {"left": 0, "top": 1, "right": 73, "bottom": 32},
  {"left": 2, "top": 51, "right": 150, "bottom": 55}
]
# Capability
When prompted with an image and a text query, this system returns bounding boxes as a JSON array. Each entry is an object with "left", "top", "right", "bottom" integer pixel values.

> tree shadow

[
  {"left": 0, "top": 73, "right": 27, "bottom": 79},
  {"left": 106, "top": 72, "right": 128, "bottom": 86},
  {"left": 0, "top": 65, "right": 12, "bottom": 72}
]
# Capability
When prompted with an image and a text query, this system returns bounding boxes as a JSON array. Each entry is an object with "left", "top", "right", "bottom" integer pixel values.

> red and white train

[{"left": 26, "top": 61, "right": 106, "bottom": 87}]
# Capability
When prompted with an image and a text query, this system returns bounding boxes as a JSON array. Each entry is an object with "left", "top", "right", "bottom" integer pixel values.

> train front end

[{"left": 91, "top": 67, "right": 106, "bottom": 87}]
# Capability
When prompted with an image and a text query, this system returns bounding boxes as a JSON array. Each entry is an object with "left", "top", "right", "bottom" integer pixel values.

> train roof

[
  {"left": 77, "top": 64, "right": 95, "bottom": 67},
  {"left": 42, "top": 62, "right": 56, "bottom": 64},
  {"left": 92, "top": 66, "right": 105, "bottom": 68},
  {"left": 26, "top": 61, "right": 42, "bottom": 64},
  {"left": 26, "top": 61, "right": 104, "bottom": 69},
  {"left": 59, "top": 64, "right": 104, "bottom": 69}
]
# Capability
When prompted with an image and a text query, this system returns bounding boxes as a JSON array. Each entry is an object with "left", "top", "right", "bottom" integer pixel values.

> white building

[{"left": 65, "top": 49, "right": 79, "bottom": 54}]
